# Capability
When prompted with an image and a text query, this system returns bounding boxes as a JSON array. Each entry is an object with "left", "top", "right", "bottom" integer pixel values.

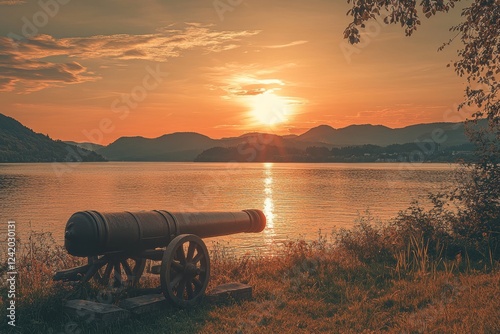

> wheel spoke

[
  {"left": 89, "top": 256, "right": 144, "bottom": 287},
  {"left": 176, "top": 246, "right": 186, "bottom": 264},
  {"left": 176, "top": 279, "right": 186, "bottom": 299},
  {"left": 191, "top": 252, "right": 204, "bottom": 264},
  {"left": 82, "top": 264, "right": 100, "bottom": 283},
  {"left": 186, "top": 281, "right": 194, "bottom": 299},
  {"left": 121, "top": 260, "right": 133, "bottom": 276},
  {"left": 171, "top": 261, "right": 183, "bottom": 272},
  {"left": 95, "top": 260, "right": 107, "bottom": 271},
  {"left": 131, "top": 258, "right": 145, "bottom": 284},
  {"left": 160, "top": 234, "right": 210, "bottom": 307},
  {"left": 102, "top": 263, "right": 113, "bottom": 284},
  {"left": 169, "top": 273, "right": 183, "bottom": 289},
  {"left": 186, "top": 242, "right": 196, "bottom": 262},
  {"left": 113, "top": 262, "right": 122, "bottom": 286},
  {"left": 192, "top": 277, "right": 202, "bottom": 289}
]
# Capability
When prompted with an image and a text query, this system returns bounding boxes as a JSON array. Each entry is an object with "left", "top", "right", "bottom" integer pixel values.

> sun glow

[{"left": 251, "top": 92, "right": 289, "bottom": 126}]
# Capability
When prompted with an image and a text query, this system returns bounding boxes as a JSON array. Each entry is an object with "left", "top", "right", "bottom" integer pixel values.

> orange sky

[{"left": 0, "top": 0, "right": 469, "bottom": 145}]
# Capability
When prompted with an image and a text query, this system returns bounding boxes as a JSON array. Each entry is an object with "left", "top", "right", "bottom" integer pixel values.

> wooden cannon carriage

[{"left": 53, "top": 209, "right": 266, "bottom": 307}]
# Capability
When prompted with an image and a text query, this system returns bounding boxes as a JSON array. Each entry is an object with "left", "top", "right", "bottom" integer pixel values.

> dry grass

[
  {"left": 199, "top": 238, "right": 500, "bottom": 334},
  {"left": 1, "top": 229, "right": 499, "bottom": 334}
]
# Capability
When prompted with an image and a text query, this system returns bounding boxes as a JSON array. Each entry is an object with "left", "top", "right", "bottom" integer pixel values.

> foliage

[
  {"left": 446, "top": 146, "right": 500, "bottom": 261},
  {"left": 344, "top": 0, "right": 499, "bottom": 126},
  {"left": 389, "top": 200, "right": 455, "bottom": 259},
  {"left": 450, "top": 1, "right": 499, "bottom": 127},
  {"left": 335, "top": 191, "right": 499, "bottom": 270},
  {"left": 335, "top": 214, "right": 396, "bottom": 264},
  {"left": 343, "top": 0, "right": 500, "bottom": 263}
]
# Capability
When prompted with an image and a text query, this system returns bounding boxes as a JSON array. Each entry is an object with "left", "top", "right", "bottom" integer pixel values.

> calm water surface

[{"left": 0, "top": 162, "right": 456, "bottom": 255}]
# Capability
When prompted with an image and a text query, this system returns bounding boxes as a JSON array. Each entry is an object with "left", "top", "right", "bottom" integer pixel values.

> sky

[{"left": 0, "top": 0, "right": 470, "bottom": 144}]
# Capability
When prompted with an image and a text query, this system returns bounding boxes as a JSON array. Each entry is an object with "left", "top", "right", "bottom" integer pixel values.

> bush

[{"left": 335, "top": 213, "right": 396, "bottom": 265}]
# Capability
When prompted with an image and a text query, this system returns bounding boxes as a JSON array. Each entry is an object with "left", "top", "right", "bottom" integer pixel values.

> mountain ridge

[
  {"left": 297, "top": 121, "right": 469, "bottom": 146},
  {"left": 1, "top": 112, "right": 481, "bottom": 162},
  {"left": 97, "top": 121, "right": 478, "bottom": 161},
  {"left": 98, "top": 132, "right": 218, "bottom": 161},
  {"left": 0, "top": 114, "right": 106, "bottom": 163}
]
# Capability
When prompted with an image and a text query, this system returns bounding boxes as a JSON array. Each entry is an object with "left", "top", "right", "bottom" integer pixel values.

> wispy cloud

[
  {"left": 0, "top": 24, "right": 260, "bottom": 93},
  {"left": 0, "top": 37, "right": 98, "bottom": 93},
  {"left": 0, "top": 0, "right": 25, "bottom": 5},
  {"left": 203, "top": 62, "right": 297, "bottom": 98},
  {"left": 225, "top": 77, "right": 285, "bottom": 97},
  {"left": 263, "top": 40, "right": 308, "bottom": 49},
  {"left": 62, "top": 25, "right": 259, "bottom": 61},
  {"left": 341, "top": 104, "right": 450, "bottom": 127}
]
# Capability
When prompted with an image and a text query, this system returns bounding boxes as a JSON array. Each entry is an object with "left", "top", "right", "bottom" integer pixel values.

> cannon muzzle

[{"left": 65, "top": 210, "right": 266, "bottom": 257}]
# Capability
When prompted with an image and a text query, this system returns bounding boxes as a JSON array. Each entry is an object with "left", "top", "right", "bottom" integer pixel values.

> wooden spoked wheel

[
  {"left": 87, "top": 255, "right": 146, "bottom": 288},
  {"left": 160, "top": 234, "right": 210, "bottom": 307}
]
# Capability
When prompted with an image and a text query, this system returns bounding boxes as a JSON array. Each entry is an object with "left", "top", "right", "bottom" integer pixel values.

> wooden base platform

[
  {"left": 206, "top": 282, "right": 253, "bottom": 303},
  {"left": 65, "top": 299, "right": 130, "bottom": 324},
  {"left": 119, "top": 294, "right": 167, "bottom": 315},
  {"left": 64, "top": 282, "right": 253, "bottom": 323}
]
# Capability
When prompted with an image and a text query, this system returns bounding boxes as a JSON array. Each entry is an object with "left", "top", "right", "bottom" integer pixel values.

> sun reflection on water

[{"left": 263, "top": 163, "right": 275, "bottom": 239}]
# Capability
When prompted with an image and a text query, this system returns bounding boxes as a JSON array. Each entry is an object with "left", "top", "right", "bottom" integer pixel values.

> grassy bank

[{"left": 1, "top": 214, "right": 499, "bottom": 334}]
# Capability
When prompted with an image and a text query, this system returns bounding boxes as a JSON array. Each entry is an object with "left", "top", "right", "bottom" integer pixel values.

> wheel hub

[{"left": 184, "top": 263, "right": 198, "bottom": 276}]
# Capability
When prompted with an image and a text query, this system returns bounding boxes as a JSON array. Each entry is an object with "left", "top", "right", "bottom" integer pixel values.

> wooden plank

[
  {"left": 53, "top": 264, "right": 92, "bottom": 282},
  {"left": 207, "top": 282, "right": 252, "bottom": 303},
  {"left": 119, "top": 294, "right": 167, "bottom": 315},
  {"left": 150, "top": 265, "right": 161, "bottom": 275},
  {"left": 134, "top": 287, "right": 162, "bottom": 295},
  {"left": 64, "top": 300, "right": 130, "bottom": 324}
]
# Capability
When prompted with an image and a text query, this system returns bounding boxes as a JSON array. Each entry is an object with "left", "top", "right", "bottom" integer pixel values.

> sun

[{"left": 251, "top": 92, "right": 288, "bottom": 126}]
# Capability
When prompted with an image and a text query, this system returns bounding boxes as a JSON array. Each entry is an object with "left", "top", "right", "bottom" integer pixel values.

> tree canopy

[
  {"left": 344, "top": 0, "right": 499, "bottom": 128},
  {"left": 344, "top": 0, "right": 500, "bottom": 261}
]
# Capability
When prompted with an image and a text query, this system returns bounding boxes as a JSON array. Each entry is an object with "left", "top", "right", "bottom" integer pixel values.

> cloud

[
  {"left": 0, "top": 24, "right": 259, "bottom": 93},
  {"left": 0, "top": 78, "right": 15, "bottom": 92},
  {"left": 203, "top": 63, "right": 298, "bottom": 98},
  {"left": 0, "top": 37, "right": 98, "bottom": 93},
  {"left": 336, "top": 104, "right": 450, "bottom": 127},
  {"left": 219, "top": 76, "right": 285, "bottom": 97},
  {"left": 223, "top": 77, "right": 285, "bottom": 97},
  {"left": 63, "top": 25, "right": 259, "bottom": 61},
  {"left": 263, "top": 40, "right": 309, "bottom": 49},
  {"left": 0, "top": 0, "right": 25, "bottom": 5}
]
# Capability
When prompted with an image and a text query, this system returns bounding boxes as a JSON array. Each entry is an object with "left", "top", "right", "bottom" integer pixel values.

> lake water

[{"left": 0, "top": 162, "right": 456, "bottom": 256}]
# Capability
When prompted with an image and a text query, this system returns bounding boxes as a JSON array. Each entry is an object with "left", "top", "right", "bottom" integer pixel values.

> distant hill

[
  {"left": 297, "top": 122, "right": 473, "bottom": 147},
  {"left": 97, "top": 132, "right": 329, "bottom": 161},
  {"left": 97, "top": 132, "right": 218, "bottom": 161},
  {"left": 195, "top": 142, "right": 477, "bottom": 163},
  {"left": 195, "top": 144, "right": 306, "bottom": 162},
  {"left": 97, "top": 121, "right": 476, "bottom": 161},
  {"left": 1, "top": 112, "right": 479, "bottom": 163},
  {"left": 64, "top": 141, "right": 105, "bottom": 152},
  {"left": 0, "top": 114, "right": 106, "bottom": 163}
]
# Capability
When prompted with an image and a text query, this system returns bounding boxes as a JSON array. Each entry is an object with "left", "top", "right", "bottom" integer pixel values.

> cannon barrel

[{"left": 64, "top": 210, "right": 266, "bottom": 257}]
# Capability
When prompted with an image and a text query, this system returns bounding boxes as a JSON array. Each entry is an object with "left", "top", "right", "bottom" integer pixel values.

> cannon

[{"left": 54, "top": 209, "right": 266, "bottom": 307}]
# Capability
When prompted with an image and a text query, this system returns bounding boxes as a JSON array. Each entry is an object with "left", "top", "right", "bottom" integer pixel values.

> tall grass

[{"left": 1, "top": 205, "right": 499, "bottom": 333}]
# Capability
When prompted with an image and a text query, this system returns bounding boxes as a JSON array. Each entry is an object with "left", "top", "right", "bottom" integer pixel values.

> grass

[{"left": 1, "top": 221, "right": 499, "bottom": 334}]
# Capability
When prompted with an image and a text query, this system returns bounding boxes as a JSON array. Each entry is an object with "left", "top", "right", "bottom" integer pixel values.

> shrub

[{"left": 335, "top": 213, "right": 396, "bottom": 265}]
